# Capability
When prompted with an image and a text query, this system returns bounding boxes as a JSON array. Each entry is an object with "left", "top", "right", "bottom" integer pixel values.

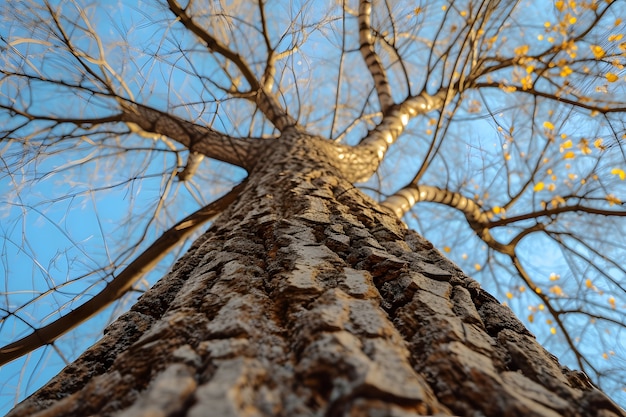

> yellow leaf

[
  {"left": 578, "top": 138, "right": 592, "bottom": 154},
  {"left": 528, "top": 314, "right": 534, "bottom": 323},
  {"left": 563, "top": 151, "right": 575, "bottom": 159},
  {"left": 543, "top": 121, "right": 555, "bottom": 129},
  {"left": 549, "top": 273, "right": 560, "bottom": 281},
  {"left": 443, "top": 246, "right": 451, "bottom": 253},
  {"left": 492, "top": 206, "right": 502, "bottom": 214},
  {"left": 534, "top": 182, "right": 545, "bottom": 191},
  {"left": 585, "top": 279, "right": 593, "bottom": 289},
  {"left": 550, "top": 327, "right": 557, "bottom": 335},
  {"left": 551, "top": 195, "right": 566, "bottom": 208},
  {"left": 590, "top": 45, "right": 606, "bottom": 59},
  {"left": 611, "top": 168, "right": 626, "bottom": 180},
  {"left": 474, "top": 263, "right": 481, "bottom": 271},
  {"left": 608, "top": 34, "right": 623, "bottom": 42},
  {"left": 549, "top": 285, "right": 563, "bottom": 296},
  {"left": 594, "top": 138, "right": 605, "bottom": 150},
  {"left": 514, "top": 44, "right": 529, "bottom": 56},
  {"left": 606, "top": 194, "right": 622, "bottom": 206},
  {"left": 560, "top": 65, "right": 573, "bottom": 77},
  {"left": 555, "top": 0, "right": 565, "bottom": 11},
  {"left": 506, "top": 292, "right": 513, "bottom": 299},
  {"left": 561, "top": 139, "right": 573, "bottom": 149},
  {"left": 606, "top": 72, "right": 619, "bottom": 82},
  {"left": 519, "top": 286, "right": 526, "bottom": 292},
  {"left": 609, "top": 296, "right": 616, "bottom": 309}
]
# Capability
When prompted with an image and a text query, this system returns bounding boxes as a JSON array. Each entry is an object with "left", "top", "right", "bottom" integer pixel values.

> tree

[{"left": 1, "top": 0, "right": 625, "bottom": 415}]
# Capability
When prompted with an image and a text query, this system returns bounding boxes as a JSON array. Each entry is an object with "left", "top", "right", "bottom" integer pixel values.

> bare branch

[
  {"left": 166, "top": 0, "right": 298, "bottom": 131},
  {"left": 472, "top": 82, "right": 626, "bottom": 115},
  {"left": 0, "top": 179, "right": 247, "bottom": 367}
]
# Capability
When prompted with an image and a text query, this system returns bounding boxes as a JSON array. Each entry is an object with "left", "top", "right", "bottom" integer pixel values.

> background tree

[{"left": 1, "top": 0, "right": 625, "bottom": 415}]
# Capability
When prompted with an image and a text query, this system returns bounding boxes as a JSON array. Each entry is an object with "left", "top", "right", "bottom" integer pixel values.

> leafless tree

[{"left": 1, "top": 0, "right": 625, "bottom": 415}]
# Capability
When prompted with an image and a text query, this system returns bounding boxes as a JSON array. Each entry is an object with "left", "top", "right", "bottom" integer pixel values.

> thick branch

[
  {"left": 0, "top": 180, "right": 247, "bottom": 367},
  {"left": 119, "top": 101, "right": 260, "bottom": 170},
  {"left": 381, "top": 184, "right": 515, "bottom": 255},
  {"left": 358, "top": 0, "right": 393, "bottom": 113},
  {"left": 382, "top": 184, "right": 487, "bottom": 225},
  {"left": 339, "top": 88, "right": 447, "bottom": 182}
]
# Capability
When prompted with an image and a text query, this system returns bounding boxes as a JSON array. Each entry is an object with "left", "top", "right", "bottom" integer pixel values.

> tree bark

[{"left": 8, "top": 131, "right": 624, "bottom": 417}]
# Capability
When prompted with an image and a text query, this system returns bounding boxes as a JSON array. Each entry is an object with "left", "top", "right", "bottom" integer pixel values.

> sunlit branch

[
  {"left": 166, "top": 0, "right": 297, "bottom": 131},
  {"left": 380, "top": 184, "right": 515, "bottom": 255},
  {"left": 382, "top": 184, "right": 487, "bottom": 226},
  {"left": 177, "top": 152, "right": 205, "bottom": 181},
  {"left": 258, "top": 0, "right": 274, "bottom": 91},
  {"left": 257, "top": 0, "right": 303, "bottom": 94},
  {"left": 0, "top": 180, "right": 247, "bottom": 367},
  {"left": 357, "top": 0, "right": 393, "bottom": 113},
  {"left": 347, "top": 88, "right": 447, "bottom": 181},
  {"left": 329, "top": 5, "right": 349, "bottom": 140}
]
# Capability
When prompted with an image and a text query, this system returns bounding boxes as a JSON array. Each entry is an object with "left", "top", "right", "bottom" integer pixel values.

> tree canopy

[{"left": 1, "top": 0, "right": 625, "bottom": 412}]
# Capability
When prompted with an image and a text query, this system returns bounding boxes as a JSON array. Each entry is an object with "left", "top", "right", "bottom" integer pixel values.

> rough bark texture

[{"left": 8, "top": 132, "right": 624, "bottom": 417}]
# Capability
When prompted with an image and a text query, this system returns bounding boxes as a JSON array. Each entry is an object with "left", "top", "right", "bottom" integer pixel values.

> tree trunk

[{"left": 8, "top": 131, "right": 624, "bottom": 417}]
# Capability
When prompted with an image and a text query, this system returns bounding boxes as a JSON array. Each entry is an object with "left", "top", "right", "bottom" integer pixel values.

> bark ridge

[{"left": 8, "top": 134, "right": 624, "bottom": 417}]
